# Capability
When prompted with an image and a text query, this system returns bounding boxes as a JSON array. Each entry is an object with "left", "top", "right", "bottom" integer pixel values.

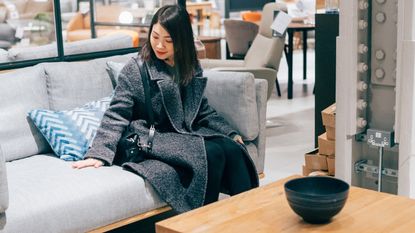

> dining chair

[{"left": 223, "top": 19, "right": 259, "bottom": 60}]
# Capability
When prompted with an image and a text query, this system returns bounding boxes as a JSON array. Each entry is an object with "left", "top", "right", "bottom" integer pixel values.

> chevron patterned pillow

[{"left": 28, "top": 96, "right": 112, "bottom": 161}]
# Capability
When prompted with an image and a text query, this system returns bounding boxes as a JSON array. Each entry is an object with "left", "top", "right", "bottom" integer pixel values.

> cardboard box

[
  {"left": 302, "top": 165, "right": 314, "bottom": 176},
  {"left": 304, "top": 148, "right": 328, "bottom": 170},
  {"left": 322, "top": 103, "right": 336, "bottom": 128},
  {"left": 327, "top": 155, "right": 335, "bottom": 176},
  {"left": 325, "top": 126, "right": 335, "bottom": 140},
  {"left": 318, "top": 133, "right": 335, "bottom": 156}
]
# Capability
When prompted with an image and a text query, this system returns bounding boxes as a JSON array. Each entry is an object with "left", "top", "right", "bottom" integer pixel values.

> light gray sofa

[
  {"left": 0, "top": 53, "right": 268, "bottom": 233},
  {"left": 0, "top": 33, "right": 134, "bottom": 63}
]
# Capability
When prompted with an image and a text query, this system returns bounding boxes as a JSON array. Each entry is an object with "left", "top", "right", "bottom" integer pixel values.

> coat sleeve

[
  {"left": 194, "top": 96, "right": 238, "bottom": 137},
  {"left": 84, "top": 67, "right": 136, "bottom": 165}
]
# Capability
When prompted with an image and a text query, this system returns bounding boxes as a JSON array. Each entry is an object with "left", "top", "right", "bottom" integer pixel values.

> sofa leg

[{"left": 275, "top": 78, "right": 282, "bottom": 97}]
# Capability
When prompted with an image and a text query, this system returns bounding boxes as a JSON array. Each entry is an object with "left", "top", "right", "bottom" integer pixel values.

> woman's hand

[
  {"left": 233, "top": 134, "right": 244, "bottom": 145},
  {"left": 72, "top": 158, "right": 104, "bottom": 169}
]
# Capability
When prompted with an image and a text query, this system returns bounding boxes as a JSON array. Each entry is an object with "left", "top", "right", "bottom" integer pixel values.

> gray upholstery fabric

[
  {"left": 208, "top": 66, "right": 276, "bottom": 100},
  {"left": 253, "top": 79, "right": 268, "bottom": 174},
  {"left": 244, "top": 142, "right": 259, "bottom": 170},
  {"left": 0, "top": 145, "right": 8, "bottom": 214},
  {"left": 204, "top": 71, "right": 259, "bottom": 140},
  {"left": 2, "top": 154, "right": 165, "bottom": 233},
  {"left": 42, "top": 53, "right": 134, "bottom": 110},
  {"left": 0, "top": 49, "right": 8, "bottom": 63},
  {"left": 106, "top": 61, "right": 126, "bottom": 88},
  {"left": 0, "top": 41, "right": 11, "bottom": 50},
  {"left": 244, "top": 34, "right": 285, "bottom": 71},
  {"left": 6, "top": 34, "right": 133, "bottom": 62},
  {"left": 200, "top": 59, "right": 244, "bottom": 69},
  {"left": 0, "top": 66, "right": 50, "bottom": 162},
  {"left": 0, "top": 24, "right": 15, "bottom": 44},
  {"left": 7, "top": 43, "right": 58, "bottom": 61},
  {"left": 224, "top": 19, "right": 259, "bottom": 56}
]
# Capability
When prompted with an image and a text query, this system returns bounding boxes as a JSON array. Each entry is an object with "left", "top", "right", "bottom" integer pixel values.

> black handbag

[{"left": 114, "top": 58, "right": 155, "bottom": 165}]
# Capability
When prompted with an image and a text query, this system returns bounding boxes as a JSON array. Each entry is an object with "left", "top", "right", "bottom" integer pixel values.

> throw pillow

[
  {"left": 106, "top": 61, "right": 126, "bottom": 88},
  {"left": 28, "top": 96, "right": 112, "bottom": 161}
]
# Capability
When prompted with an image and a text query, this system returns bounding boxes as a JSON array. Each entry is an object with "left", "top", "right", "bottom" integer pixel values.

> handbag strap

[{"left": 134, "top": 57, "right": 155, "bottom": 151}]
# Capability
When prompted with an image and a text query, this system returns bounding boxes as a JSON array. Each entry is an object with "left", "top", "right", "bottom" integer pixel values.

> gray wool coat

[{"left": 85, "top": 55, "right": 259, "bottom": 213}]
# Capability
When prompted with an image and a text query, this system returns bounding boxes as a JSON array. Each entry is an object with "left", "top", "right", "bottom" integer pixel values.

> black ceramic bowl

[{"left": 284, "top": 176, "right": 349, "bottom": 224}]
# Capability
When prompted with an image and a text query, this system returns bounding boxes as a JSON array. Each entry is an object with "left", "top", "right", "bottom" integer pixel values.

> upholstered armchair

[
  {"left": 66, "top": 6, "right": 139, "bottom": 47},
  {"left": 224, "top": 19, "right": 259, "bottom": 59},
  {"left": 201, "top": 2, "right": 287, "bottom": 99},
  {"left": 0, "top": 23, "right": 16, "bottom": 49}
]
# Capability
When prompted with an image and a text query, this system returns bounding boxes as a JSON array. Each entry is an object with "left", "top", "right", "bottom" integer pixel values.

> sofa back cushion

[
  {"left": 0, "top": 65, "right": 50, "bottom": 161},
  {"left": 204, "top": 71, "right": 259, "bottom": 140},
  {"left": 42, "top": 53, "right": 134, "bottom": 111}
]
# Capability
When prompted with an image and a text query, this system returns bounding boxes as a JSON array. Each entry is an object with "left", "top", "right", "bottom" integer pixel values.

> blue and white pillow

[{"left": 28, "top": 96, "right": 112, "bottom": 161}]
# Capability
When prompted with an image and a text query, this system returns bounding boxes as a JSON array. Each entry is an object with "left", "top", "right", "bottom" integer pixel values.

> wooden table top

[
  {"left": 288, "top": 22, "right": 315, "bottom": 30},
  {"left": 156, "top": 175, "right": 415, "bottom": 233}
]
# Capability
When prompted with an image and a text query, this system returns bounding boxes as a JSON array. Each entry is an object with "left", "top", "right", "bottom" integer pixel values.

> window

[{"left": 0, "top": 0, "right": 183, "bottom": 69}]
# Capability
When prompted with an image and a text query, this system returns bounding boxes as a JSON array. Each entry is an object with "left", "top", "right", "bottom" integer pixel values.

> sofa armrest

[
  {"left": 253, "top": 79, "right": 268, "bottom": 174},
  {"left": 209, "top": 67, "right": 276, "bottom": 100},
  {"left": 0, "top": 144, "right": 8, "bottom": 214},
  {"left": 200, "top": 59, "right": 245, "bottom": 69},
  {"left": 204, "top": 71, "right": 259, "bottom": 141}
]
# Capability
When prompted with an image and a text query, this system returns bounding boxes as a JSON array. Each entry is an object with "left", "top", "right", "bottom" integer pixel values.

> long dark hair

[{"left": 141, "top": 5, "right": 198, "bottom": 86}]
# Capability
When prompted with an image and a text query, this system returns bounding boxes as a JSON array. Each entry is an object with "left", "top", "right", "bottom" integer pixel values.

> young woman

[{"left": 72, "top": 5, "right": 258, "bottom": 213}]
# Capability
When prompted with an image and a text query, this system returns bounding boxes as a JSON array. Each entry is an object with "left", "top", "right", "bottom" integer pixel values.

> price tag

[{"left": 271, "top": 11, "right": 292, "bottom": 37}]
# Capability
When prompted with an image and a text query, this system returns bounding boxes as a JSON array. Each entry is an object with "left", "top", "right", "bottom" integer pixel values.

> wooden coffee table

[{"left": 156, "top": 175, "right": 415, "bottom": 232}]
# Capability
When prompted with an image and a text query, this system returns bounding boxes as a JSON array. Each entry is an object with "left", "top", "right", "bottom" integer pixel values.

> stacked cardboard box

[{"left": 303, "top": 104, "right": 336, "bottom": 176}]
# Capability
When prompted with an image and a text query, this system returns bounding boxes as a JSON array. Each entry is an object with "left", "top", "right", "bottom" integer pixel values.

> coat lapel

[
  {"left": 146, "top": 61, "right": 207, "bottom": 132},
  {"left": 147, "top": 62, "right": 185, "bottom": 132},
  {"left": 157, "top": 80, "right": 185, "bottom": 131},
  {"left": 183, "top": 77, "right": 207, "bottom": 129}
]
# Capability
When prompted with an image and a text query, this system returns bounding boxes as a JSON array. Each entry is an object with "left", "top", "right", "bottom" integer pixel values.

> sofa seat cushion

[
  {"left": 204, "top": 71, "right": 259, "bottom": 140},
  {"left": 3, "top": 154, "right": 165, "bottom": 233},
  {"left": 0, "top": 65, "right": 51, "bottom": 162}
]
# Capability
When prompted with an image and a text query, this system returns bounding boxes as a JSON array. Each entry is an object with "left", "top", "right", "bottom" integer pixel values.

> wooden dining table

[{"left": 156, "top": 175, "right": 415, "bottom": 232}]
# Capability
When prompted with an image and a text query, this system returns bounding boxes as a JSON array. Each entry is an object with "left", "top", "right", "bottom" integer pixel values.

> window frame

[{"left": 0, "top": 0, "right": 185, "bottom": 70}]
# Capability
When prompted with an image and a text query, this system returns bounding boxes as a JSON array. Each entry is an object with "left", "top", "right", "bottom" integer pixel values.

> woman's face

[{"left": 150, "top": 23, "right": 174, "bottom": 66}]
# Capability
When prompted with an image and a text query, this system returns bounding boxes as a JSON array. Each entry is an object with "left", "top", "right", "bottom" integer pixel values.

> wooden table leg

[
  {"left": 288, "top": 30, "right": 294, "bottom": 99},
  {"left": 303, "top": 30, "right": 308, "bottom": 80}
]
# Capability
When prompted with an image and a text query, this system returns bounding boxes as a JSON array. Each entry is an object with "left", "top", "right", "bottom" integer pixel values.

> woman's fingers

[{"left": 72, "top": 159, "right": 103, "bottom": 169}]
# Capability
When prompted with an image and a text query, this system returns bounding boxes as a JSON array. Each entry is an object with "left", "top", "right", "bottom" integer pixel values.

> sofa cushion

[
  {"left": 3, "top": 154, "right": 165, "bottom": 233},
  {"left": 28, "top": 96, "right": 112, "bottom": 161},
  {"left": 106, "top": 61, "right": 125, "bottom": 88},
  {"left": 0, "top": 65, "right": 51, "bottom": 162},
  {"left": 42, "top": 53, "right": 134, "bottom": 111},
  {"left": 204, "top": 71, "right": 259, "bottom": 140},
  {"left": 7, "top": 34, "right": 133, "bottom": 62}
]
